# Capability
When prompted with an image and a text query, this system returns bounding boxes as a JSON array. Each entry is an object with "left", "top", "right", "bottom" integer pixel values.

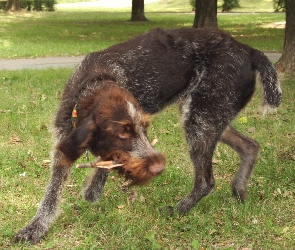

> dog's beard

[{"left": 102, "top": 150, "right": 164, "bottom": 186}]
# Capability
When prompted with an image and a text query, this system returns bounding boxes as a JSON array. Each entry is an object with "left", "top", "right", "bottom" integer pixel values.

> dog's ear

[{"left": 57, "top": 117, "right": 96, "bottom": 162}]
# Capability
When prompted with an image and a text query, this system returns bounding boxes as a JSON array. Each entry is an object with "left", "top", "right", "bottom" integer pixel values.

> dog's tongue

[{"left": 111, "top": 153, "right": 121, "bottom": 163}]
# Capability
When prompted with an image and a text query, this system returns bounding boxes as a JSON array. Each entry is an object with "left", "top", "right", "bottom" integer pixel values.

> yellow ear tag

[{"left": 72, "top": 104, "right": 78, "bottom": 128}]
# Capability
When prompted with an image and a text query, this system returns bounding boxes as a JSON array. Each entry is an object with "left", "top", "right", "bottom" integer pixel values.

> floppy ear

[{"left": 57, "top": 117, "right": 96, "bottom": 162}]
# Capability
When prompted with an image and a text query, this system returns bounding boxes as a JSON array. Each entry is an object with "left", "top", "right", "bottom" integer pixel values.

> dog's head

[{"left": 57, "top": 83, "right": 165, "bottom": 185}]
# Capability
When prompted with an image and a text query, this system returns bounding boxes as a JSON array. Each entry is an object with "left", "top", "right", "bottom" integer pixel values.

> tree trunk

[
  {"left": 5, "top": 0, "right": 21, "bottom": 11},
  {"left": 131, "top": 0, "right": 148, "bottom": 21},
  {"left": 275, "top": 0, "right": 295, "bottom": 74},
  {"left": 193, "top": 0, "right": 218, "bottom": 28}
]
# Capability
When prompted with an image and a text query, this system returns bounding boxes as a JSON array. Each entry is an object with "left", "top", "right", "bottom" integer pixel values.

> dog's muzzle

[{"left": 104, "top": 148, "right": 166, "bottom": 186}]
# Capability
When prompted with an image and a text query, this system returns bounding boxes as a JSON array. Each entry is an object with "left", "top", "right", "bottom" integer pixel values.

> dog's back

[{"left": 65, "top": 28, "right": 281, "bottom": 115}]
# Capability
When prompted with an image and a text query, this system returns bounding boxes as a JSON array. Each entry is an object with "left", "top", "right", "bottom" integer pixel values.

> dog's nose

[
  {"left": 149, "top": 153, "right": 166, "bottom": 176},
  {"left": 150, "top": 162, "right": 165, "bottom": 176}
]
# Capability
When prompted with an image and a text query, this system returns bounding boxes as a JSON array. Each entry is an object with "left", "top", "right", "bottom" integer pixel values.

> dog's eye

[
  {"left": 118, "top": 125, "right": 133, "bottom": 139},
  {"left": 118, "top": 131, "right": 132, "bottom": 139}
]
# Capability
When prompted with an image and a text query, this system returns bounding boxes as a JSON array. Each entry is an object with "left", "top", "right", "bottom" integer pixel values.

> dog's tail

[{"left": 251, "top": 49, "right": 282, "bottom": 114}]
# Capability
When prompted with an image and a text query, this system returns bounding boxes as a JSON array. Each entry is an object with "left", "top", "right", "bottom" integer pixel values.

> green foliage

[
  {"left": 222, "top": 0, "right": 240, "bottom": 11},
  {"left": 0, "top": 1, "right": 5, "bottom": 10},
  {"left": 31, "top": 0, "right": 56, "bottom": 11},
  {"left": 273, "top": 0, "right": 285, "bottom": 12},
  {"left": 33, "top": 0, "right": 43, "bottom": 11},
  {"left": 0, "top": 0, "right": 56, "bottom": 11},
  {"left": 189, "top": 0, "right": 195, "bottom": 10}
]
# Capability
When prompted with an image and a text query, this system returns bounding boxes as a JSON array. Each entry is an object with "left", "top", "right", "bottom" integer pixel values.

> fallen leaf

[
  {"left": 19, "top": 172, "right": 26, "bottom": 177},
  {"left": 238, "top": 117, "right": 248, "bottom": 124},
  {"left": 151, "top": 138, "right": 158, "bottom": 146},
  {"left": 139, "top": 195, "right": 146, "bottom": 203},
  {"left": 110, "top": 176, "right": 117, "bottom": 181},
  {"left": 117, "top": 205, "right": 125, "bottom": 209},
  {"left": 18, "top": 162, "right": 26, "bottom": 168},
  {"left": 40, "top": 94, "right": 46, "bottom": 101},
  {"left": 128, "top": 189, "right": 138, "bottom": 203},
  {"left": 104, "top": 188, "right": 111, "bottom": 197},
  {"left": 212, "top": 159, "right": 221, "bottom": 164},
  {"left": 248, "top": 126, "right": 256, "bottom": 133},
  {"left": 12, "top": 137, "right": 22, "bottom": 145},
  {"left": 42, "top": 159, "right": 51, "bottom": 167}
]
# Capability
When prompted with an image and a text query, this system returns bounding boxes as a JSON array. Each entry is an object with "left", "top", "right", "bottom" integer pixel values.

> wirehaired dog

[{"left": 15, "top": 28, "right": 282, "bottom": 243}]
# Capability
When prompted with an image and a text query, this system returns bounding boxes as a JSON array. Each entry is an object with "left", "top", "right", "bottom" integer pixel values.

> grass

[
  {"left": 55, "top": 0, "right": 276, "bottom": 13},
  {"left": 0, "top": 5, "right": 285, "bottom": 59},
  {"left": 0, "top": 68, "right": 294, "bottom": 249},
  {"left": 0, "top": 1, "right": 294, "bottom": 249}
]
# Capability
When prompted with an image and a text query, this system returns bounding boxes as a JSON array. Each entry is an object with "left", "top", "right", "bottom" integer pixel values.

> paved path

[
  {"left": 0, "top": 53, "right": 281, "bottom": 71},
  {"left": 57, "top": 0, "right": 158, "bottom": 9},
  {"left": 0, "top": 56, "right": 85, "bottom": 70}
]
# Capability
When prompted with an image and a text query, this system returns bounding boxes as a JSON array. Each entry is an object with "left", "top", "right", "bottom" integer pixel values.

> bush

[
  {"left": 0, "top": 1, "right": 6, "bottom": 10},
  {"left": 189, "top": 0, "right": 195, "bottom": 11},
  {"left": 33, "top": 0, "right": 56, "bottom": 11},
  {"left": 273, "top": 0, "right": 285, "bottom": 12},
  {"left": 0, "top": 0, "right": 56, "bottom": 11},
  {"left": 190, "top": 0, "right": 240, "bottom": 12},
  {"left": 222, "top": 0, "right": 240, "bottom": 12}
]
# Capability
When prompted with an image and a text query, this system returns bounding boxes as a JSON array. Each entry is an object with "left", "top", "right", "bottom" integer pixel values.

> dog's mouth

[
  {"left": 77, "top": 149, "right": 165, "bottom": 187},
  {"left": 101, "top": 150, "right": 165, "bottom": 186},
  {"left": 102, "top": 150, "right": 130, "bottom": 166}
]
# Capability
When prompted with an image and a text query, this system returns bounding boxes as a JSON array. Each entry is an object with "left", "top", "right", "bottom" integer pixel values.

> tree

[
  {"left": 275, "top": 0, "right": 295, "bottom": 74},
  {"left": 193, "top": 0, "right": 218, "bottom": 28},
  {"left": 5, "top": 0, "right": 21, "bottom": 11},
  {"left": 131, "top": 0, "right": 148, "bottom": 21}
]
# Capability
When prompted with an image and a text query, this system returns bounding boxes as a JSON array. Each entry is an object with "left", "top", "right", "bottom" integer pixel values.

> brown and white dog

[{"left": 15, "top": 28, "right": 282, "bottom": 243}]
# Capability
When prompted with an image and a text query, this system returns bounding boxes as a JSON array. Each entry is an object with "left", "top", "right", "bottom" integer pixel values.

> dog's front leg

[
  {"left": 176, "top": 147, "right": 216, "bottom": 215},
  {"left": 175, "top": 122, "right": 218, "bottom": 215},
  {"left": 82, "top": 168, "right": 109, "bottom": 203},
  {"left": 14, "top": 150, "right": 72, "bottom": 244},
  {"left": 175, "top": 96, "right": 223, "bottom": 215}
]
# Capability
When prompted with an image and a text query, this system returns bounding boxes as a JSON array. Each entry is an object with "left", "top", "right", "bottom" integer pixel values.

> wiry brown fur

[
  {"left": 56, "top": 83, "right": 165, "bottom": 184},
  {"left": 105, "top": 150, "right": 166, "bottom": 186},
  {"left": 15, "top": 28, "right": 282, "bottom": 244}
]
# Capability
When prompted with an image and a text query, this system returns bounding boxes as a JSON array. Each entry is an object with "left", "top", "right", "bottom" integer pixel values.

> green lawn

[
  {"left": 0, "top": 8, "right": 285, "bottom": 59},
  {"left": 0, "top": 68, "right": 294, "bottom": 249},
  {"left": 0, "top": 2, "right": 294, "bottom": 249},
  {"left": 55, "top": 0, "right": 276, "bottom": 13}
]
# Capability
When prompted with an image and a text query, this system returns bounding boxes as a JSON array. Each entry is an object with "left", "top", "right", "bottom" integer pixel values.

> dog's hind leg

[
  {"left": 14, "top": 150, "right": 72, "bottom": 244},
  {"left": 82, "top": 169, "right": 109, "bottom": 203},
  {"left": 220, "top": 126, "right": 260, "bottom": 202}
]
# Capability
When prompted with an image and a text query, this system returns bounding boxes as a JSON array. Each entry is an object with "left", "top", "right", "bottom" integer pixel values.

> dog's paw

[
  {"left": 83, "top": 186, "right": 103, "bottom": 203},
  {"left": 14, "top": 221, "right": 47, "bottom": 244},
  {"left": 82, "top": 170, "right": 108, "bottom": 203},
  {"left": 176, "top": 198, "right": 195, "bottom": 215},
  {"left": 232, "top": 186, "right": 247, "bottom": 203},
  {"left": 232, "top": 180, "right": 247, "bottom": 203}
]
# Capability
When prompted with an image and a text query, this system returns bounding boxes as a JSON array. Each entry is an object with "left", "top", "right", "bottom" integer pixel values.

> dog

[{"left": 14, "top": 28, "right": 282, "bottom": 244}]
